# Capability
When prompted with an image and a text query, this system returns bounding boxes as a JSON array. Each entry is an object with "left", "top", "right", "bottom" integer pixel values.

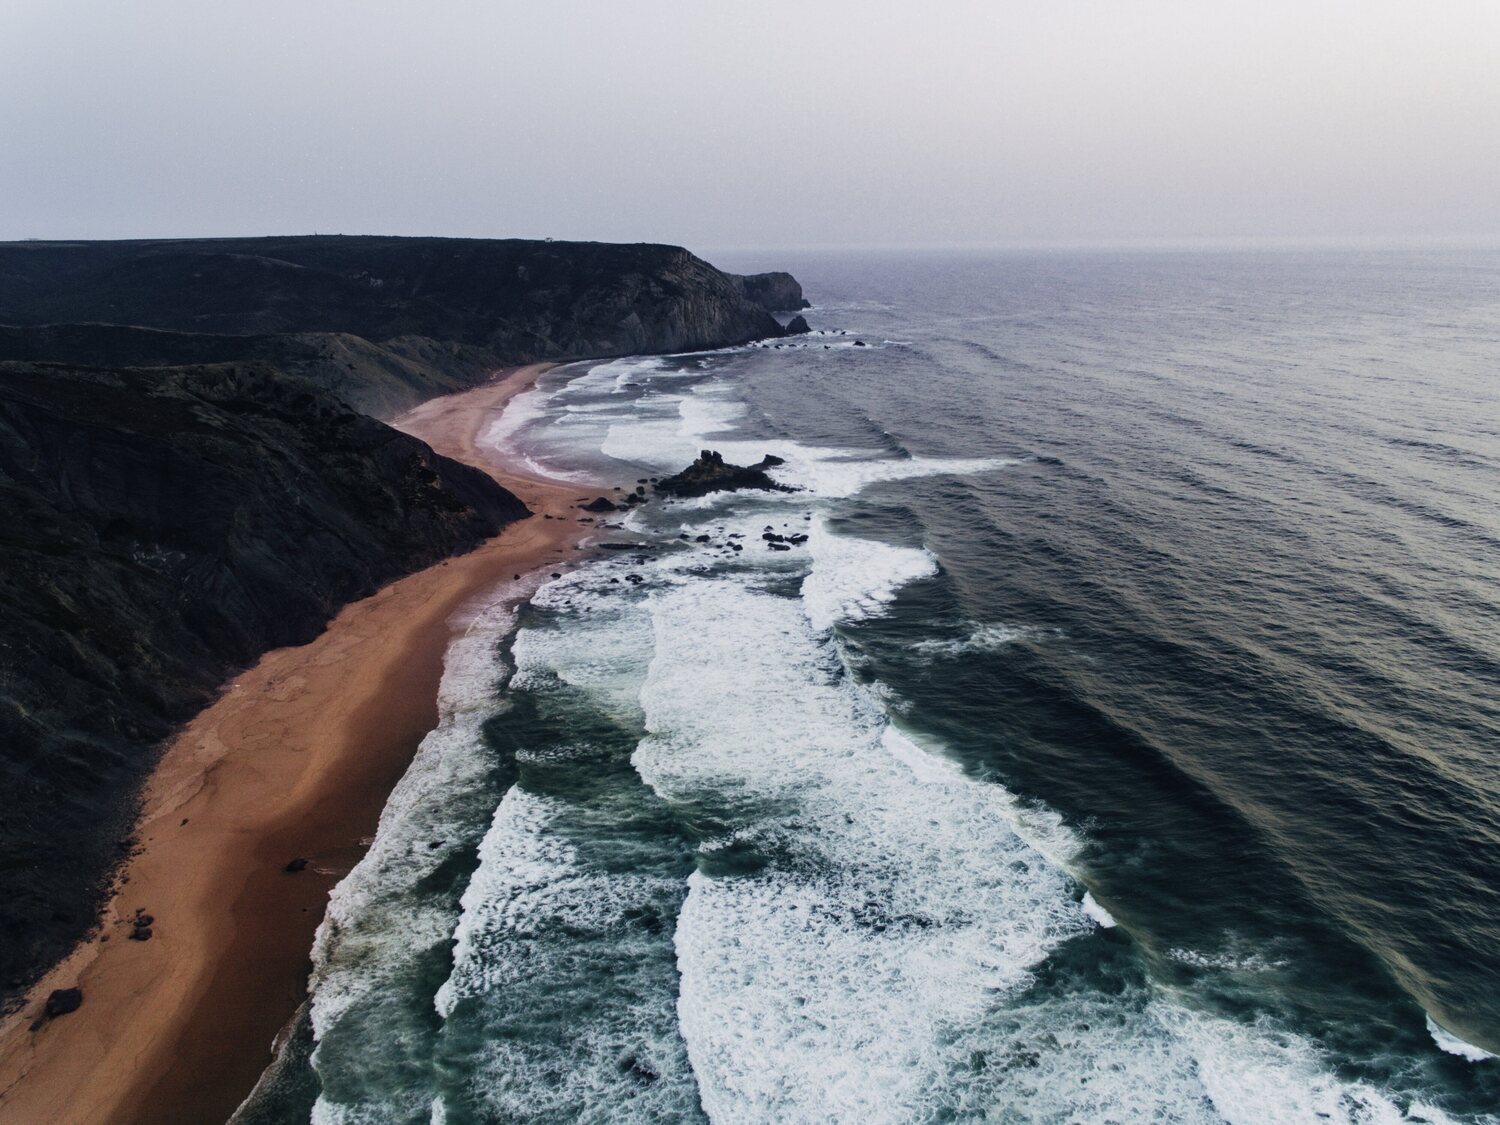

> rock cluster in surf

[{"left": 654, "top": 450, "right": 795, "bottom": 499}]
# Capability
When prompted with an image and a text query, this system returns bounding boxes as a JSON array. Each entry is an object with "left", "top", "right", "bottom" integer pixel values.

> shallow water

[{"left": 251, "top": 248, "right": 1500, "bottom": 1123}]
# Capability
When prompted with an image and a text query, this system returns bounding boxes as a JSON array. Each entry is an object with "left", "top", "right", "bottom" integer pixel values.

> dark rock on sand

[
  {"left": 45, "top": 987, "right": 82, "bottom": 1018},
  {"left": 284, "top": 858, "right": 309, "bottom": 874},
  {"left": 30, "top": 986, "right": 84, "bottom": 1030},
  {"left": 582, "top": 497, "right": 618, "bottom": 512}
]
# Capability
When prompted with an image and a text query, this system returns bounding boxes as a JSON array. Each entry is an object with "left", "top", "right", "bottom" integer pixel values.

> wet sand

[{"left": 0, "top": 362, "right": 595, "bottom": 1124}]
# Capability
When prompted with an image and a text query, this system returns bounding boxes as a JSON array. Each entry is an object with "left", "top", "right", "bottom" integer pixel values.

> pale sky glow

[{"left": 2, "top": 0, "right": 1497, "bottom": 248}]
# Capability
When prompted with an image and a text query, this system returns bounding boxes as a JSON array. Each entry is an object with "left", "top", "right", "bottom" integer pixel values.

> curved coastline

[{"left": 0, "top": 363, "right": 587, "bottom": 1124}]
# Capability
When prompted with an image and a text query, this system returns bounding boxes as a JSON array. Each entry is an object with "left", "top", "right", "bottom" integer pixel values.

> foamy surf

[
  {"left": 1083, "top": 890, "right": 1118, "bottom": 928},
  {"left": 306, "top": 593, "right": 524, "bottom": 1123},
  {"left": 292, "top": 344, "right": 1492, "bottom": 1125},
  {"left": 1428, "top": 1017, "right": 1497, "bottom": 1063}
]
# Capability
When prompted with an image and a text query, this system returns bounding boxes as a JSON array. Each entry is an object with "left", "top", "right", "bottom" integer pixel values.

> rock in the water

[
  {"left": 785, "top": 314, "right": 811, "bottom": 335},
  {"left": 655, "top": 450, "right": 795, "bottom": 499},
  {"left": 582, "top": 496, "right": 617, "bottom": 512}
]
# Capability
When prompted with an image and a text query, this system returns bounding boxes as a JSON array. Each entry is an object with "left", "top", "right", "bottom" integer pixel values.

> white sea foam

[
  {"left": 802, "top": 515, "right": 938, "bottom": 631},
  {"left": 1083, "top": 890, "right": 1119, "bottom": 928},
  {"left": 511, "top": 570, "right": 657, "bottom": 717},
  {"left": 429, "top": 565, "right": 699, "bottom": 1122},
  {"left": 631, "top": 577, "right": 1094, "bottom": 1121},
  {"left": 778, "top": 450, "right": 1020, "bottom": 499},
  {"left": 1427, "top": 1015, "right": 1496, "bottom": 1062},
  {"left": 1167, "top": 946, "right": 1290, "bottom": 972},
  {"left": 909, "top": 622, "right": 1050, "bottom": 658},
  {"left": 478, "top": 384, "right": 548, "bottom": 448},
  {"left": 311, "top": 353, "right": 1462, "bottom": 1125},
  {"left": 307, "top": 591, "right": 522, "bottom": 1123},
  {"left": 479, "top": 390, "right": 604, "bottom": 485},
  {"left": 1160, "top": 1005, "right": 1459, "bottom": 1124}
]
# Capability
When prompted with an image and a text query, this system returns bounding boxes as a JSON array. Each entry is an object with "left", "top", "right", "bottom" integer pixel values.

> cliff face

[
  {"left": 727, "top": 270, "right": 810, "bottom": 312},
  {"left": 0, "top": 237, "right": 785, "bottom": 363},
  {"left": 0, "top": 360, "right": 527, "bottom": 999},
  {"left": 0, "top": 324, "right": 501, "bottom": 419}
]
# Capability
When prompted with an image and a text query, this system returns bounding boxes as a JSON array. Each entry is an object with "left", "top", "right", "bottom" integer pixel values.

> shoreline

[{"left": 0, "top": 363, "right": 591, "bottom": 1124}]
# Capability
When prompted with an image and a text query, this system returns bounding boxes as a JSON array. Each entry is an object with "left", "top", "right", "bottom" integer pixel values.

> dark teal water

[{"left": 257, "top": 248, "right": 1500, "bottom": 1123}]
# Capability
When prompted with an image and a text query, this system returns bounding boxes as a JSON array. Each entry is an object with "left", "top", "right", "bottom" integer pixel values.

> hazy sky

[{"left": 3, "top": 0, "right": 1497, "bottom": 249}]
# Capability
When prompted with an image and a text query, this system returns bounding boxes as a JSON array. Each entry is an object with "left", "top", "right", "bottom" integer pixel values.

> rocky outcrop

[
  {"left": 655, "top": 450, "right": 794, "bottom": 499},
  {"left": 784, "top": 315, "right": 811, "bottom": 335},
  {"left": 727, "top": 271, "right": 810, "bottom": 312},
  {"left": 0, "top": 359, "right": 526, "bottom": 1004}
]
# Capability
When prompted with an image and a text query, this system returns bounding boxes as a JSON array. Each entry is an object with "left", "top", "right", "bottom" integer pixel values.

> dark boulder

[
  {"left": 582, "top": 497, "right": 618, "bottom": 512},
  {"left": 45, "top": 987, "right": 82, "bottom": 1018},
  {"left": 284, "top": 858, "right": 309, "bottom": 873},
  {"left": 784, "top": 315, "right": 811, "bottom": 335}
]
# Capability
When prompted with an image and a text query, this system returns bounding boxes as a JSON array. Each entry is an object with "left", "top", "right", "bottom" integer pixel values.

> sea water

[{"left": 242, "top": 247, "right": 1500, "bottom": 1123}]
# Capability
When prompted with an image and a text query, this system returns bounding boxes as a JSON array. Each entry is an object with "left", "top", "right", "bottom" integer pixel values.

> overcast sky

[{"left": 2, "top": 0, "right": 1497, "bottom": 249}]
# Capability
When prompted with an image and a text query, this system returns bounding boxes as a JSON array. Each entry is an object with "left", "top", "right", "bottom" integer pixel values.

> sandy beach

[{"left": 0, "top": 362, "right": 593, "bottom": 1124}]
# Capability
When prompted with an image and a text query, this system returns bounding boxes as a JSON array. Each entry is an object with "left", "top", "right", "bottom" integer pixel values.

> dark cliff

[
  {"left": 0, "top": 360, "right": 528, "bottom": 998},
  {"left": 0, "top": 324, "right": 501, "bottom": 420},
  {"left": 0, "top": 237, "right": 786, "bottom": 380},
  {"left": 727, "top": 270, "right": 810, "bottom": 312}
]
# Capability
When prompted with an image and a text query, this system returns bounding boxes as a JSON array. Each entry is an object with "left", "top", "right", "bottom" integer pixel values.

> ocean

[{"left": 239, "top": 247, "right": 1500, "bottom": 1123}]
